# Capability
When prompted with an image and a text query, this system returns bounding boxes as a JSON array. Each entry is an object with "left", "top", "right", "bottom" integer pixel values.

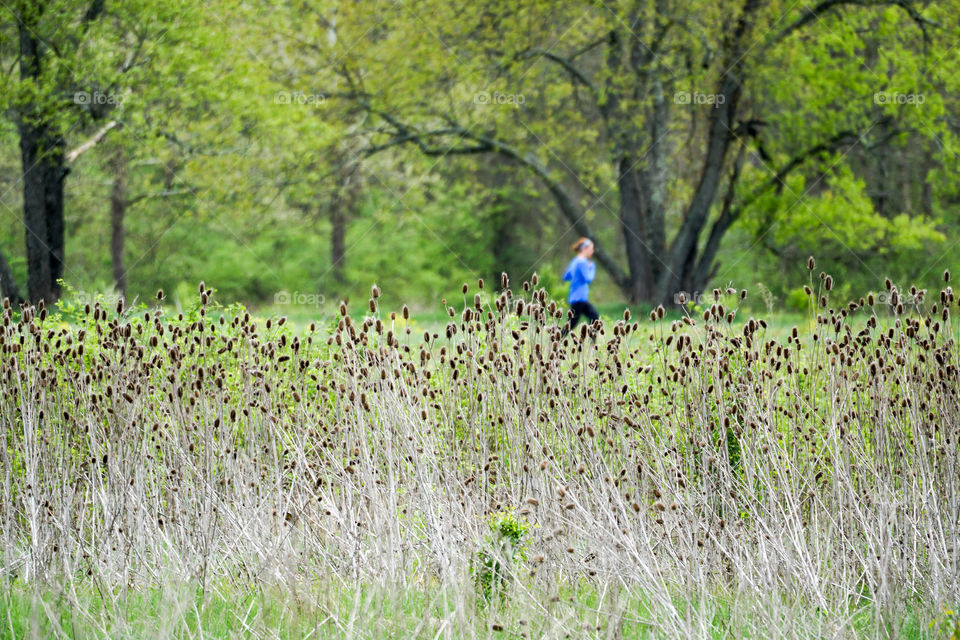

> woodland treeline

[{"left": 1, "top": 0, "right": 958, "bottom": 308}]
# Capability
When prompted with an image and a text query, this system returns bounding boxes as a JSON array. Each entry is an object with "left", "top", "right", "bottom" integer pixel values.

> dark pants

[{"left": 563, "top": 301, "right": 599, "bottom": 336}]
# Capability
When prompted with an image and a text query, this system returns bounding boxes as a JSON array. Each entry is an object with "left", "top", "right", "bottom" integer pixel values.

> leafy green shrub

[
  {"left": 930, "top": 607, "right": 960, "bottom": 640},
  {"left": 473, "top": 511, "right": 529, "bottom": 604},
  {"left": 785, "top": 287, "right": 811, "bottom": 313}
]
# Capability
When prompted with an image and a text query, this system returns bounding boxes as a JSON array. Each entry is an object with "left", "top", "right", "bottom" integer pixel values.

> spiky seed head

[
  {"left": 807, "top": 256, "right": 815, "bottom": 270},
  {"left": 371, "top": 284, "right": 380, "bottom": 299},
  {"left": 402, "top": 305, "right": 410, "bottom": 320}
]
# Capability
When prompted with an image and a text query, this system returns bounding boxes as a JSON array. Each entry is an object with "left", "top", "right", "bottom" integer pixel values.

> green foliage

[
  {"left": 785, "top": 287, "right": 810, "bottom": 313},
  {"left": 473, "top": 511, "right": 530, "bottom": 605},
  {"left": 1, "top": 0, "right": 960, "bottom": 313},
  {"left": 930, "top": 607, "right": 960, "bottom": 640}
]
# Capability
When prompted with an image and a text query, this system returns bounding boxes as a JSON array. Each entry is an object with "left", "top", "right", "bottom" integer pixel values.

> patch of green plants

[{"left": 472, "top": 511, "right": 530, "bottom": 604}]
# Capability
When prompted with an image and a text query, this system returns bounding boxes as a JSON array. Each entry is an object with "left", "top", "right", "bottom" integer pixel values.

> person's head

[{"left": 572, "top": 237, "right": 594, "bottom": 258}]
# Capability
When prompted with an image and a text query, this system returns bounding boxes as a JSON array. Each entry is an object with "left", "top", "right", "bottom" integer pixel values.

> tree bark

[
  {"left": 656, "top": 71, "right": 741, "bottom": 303},
  {"left": 0, "top": 249, "right": 24, "bottom": 307},
  {"left": 617, "top": 156, "right": 654, "bottom": 302},
  {"left": 18, "top": 13, "right": 68, "bottom": 304},
  {"left": 692, "top": 144, "right": 746, "bottom": 293},
  {"left": 110, "top": 153, "right": 128, "bottom": 298},
  {"left": 330, "top": 203, "right": 346, "bottom": 284}
]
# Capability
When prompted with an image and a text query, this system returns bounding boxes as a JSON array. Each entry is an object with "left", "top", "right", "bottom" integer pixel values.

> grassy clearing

[
  {"left": 1, "top": 271, "right": 959, "bottom": 638},
  {"left": 3, "top": 580, "right": 942, "bottom": 639}
]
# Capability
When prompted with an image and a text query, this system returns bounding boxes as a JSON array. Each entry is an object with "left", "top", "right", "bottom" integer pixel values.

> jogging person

[{"left": 561, "top": 237, "right": 599, "bottom": 336}]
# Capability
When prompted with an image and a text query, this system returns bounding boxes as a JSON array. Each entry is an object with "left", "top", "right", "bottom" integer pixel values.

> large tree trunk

[
  {"left": 110, "top": 154, "right": 128, "bottom": 298},
  {"left": 18, "top": 113, "right": 67, "bottom": 307},
  {"left": 617, "top": 157, "right": 654, "bottom": 303},
  {"left": 656, "top": 71, "right": 741, "bottom": 303},
  {"left": 18, "top": 16, "right": 67, "bottom": 304},
  {"left": 692, "top": 144, "right": 746, "bottom": 293}
]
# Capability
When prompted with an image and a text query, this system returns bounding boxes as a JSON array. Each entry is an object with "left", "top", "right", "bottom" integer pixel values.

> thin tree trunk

[
  {"left": 0, "top": 249, "right": 24, "bottom": 307},
  {"left": 330, "top": 203, "right": 346, "bottom": 284},
  {"left": 110, "top": 153, "right": 128, "bottom": 298}
]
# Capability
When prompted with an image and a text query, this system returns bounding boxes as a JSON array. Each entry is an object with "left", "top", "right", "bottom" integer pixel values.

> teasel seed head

[
  {"left": 402, "top": 305, "right": 410, "bottom": 320},
  {"left": 807, "top": 256, "right": 815, "bottom": 270}
]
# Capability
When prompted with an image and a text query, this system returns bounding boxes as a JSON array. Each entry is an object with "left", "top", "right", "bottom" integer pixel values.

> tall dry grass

[{"left": 1, "top": 270, "right": 958, "bottom": 638}]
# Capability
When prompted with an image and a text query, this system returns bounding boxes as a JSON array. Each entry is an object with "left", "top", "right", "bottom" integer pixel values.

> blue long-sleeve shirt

[{"left": 562, "top": 256, "right": 595, "bottom": 304}]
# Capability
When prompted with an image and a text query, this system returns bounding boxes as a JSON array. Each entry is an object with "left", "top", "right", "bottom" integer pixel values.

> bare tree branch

[
  {"left": 769, "top": 0, "right": 937, "bottom": 47},
  {"left": 66, "top": 119, "right": 119, "bottom": 163}
]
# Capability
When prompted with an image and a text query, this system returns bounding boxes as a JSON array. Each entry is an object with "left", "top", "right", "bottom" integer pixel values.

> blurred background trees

[{"left": 1, "top": 0, "right": 957, "bottom": 311}]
